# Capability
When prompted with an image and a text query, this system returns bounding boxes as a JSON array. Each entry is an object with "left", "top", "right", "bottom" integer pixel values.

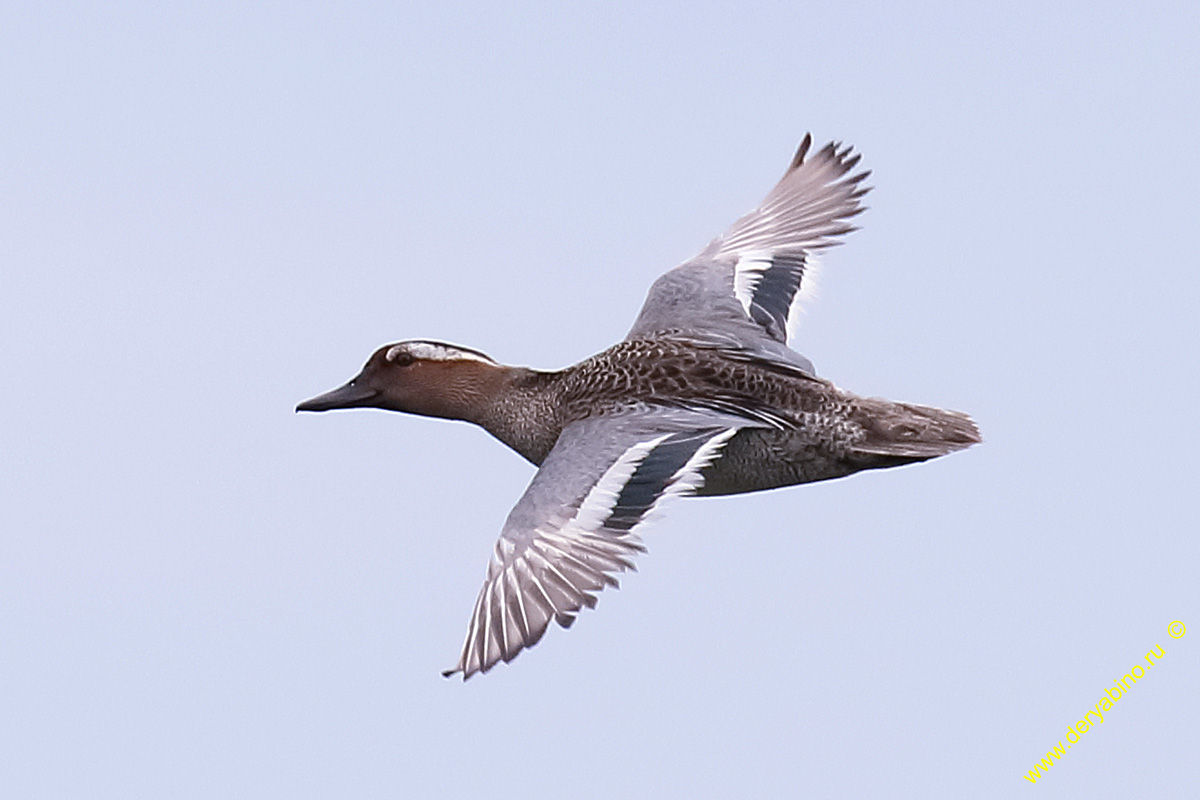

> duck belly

[
  {"left": 696, "top": 427, "right": 873, "bottom": 496},
  {"left": 696, "top": 397, "right": 979, "bottom": 497}
]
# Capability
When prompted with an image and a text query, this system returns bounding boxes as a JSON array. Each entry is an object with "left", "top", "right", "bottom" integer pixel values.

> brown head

[{"left": 296, "top": 340, "right": 507, "bottom": 422}]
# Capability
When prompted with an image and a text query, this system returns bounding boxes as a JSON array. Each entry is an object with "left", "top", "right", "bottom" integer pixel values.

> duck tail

[{"left": 851, "top": 399, "right": 981, "bottom": 462}]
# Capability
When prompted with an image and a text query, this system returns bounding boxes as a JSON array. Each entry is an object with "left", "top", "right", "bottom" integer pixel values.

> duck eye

[{"left": 390, "top": 351, "right": 415, "bottom": 367}]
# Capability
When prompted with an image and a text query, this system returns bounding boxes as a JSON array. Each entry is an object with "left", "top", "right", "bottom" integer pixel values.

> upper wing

[
  {"left": 627, "top": 135, "right": 870, "bottom": 362},
  {"left": 443, "top": 410, "right": 751, "bottom": 679}
]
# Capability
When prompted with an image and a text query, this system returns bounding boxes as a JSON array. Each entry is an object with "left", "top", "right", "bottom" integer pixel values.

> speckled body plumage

[{"left": 477, "top": 334, "right": 975, "bottom": 495}]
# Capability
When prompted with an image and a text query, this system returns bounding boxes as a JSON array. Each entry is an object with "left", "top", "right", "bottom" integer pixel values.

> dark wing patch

[
  {"left": 743, "top": 253, "right": 808, "bottom": 342},
  {"left": 603, "top": 430, "right": 724, "bottom": 532}
]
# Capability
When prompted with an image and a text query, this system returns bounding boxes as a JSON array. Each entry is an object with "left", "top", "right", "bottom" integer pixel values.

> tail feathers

[{"left": 852, "top": 400, "right": 981, "bottom": 460}]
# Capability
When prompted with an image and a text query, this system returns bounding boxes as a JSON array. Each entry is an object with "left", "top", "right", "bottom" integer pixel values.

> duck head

[{"left": 296, "top": 340, "right": 503, "bottom": 421}]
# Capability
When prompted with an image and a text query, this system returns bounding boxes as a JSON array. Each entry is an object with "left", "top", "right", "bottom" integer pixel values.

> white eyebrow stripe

[{"left": 386, "top": 340, "right": 497, "bottom": 364}]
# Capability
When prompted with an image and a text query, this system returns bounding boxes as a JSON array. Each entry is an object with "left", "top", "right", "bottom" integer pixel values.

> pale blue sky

[{"left": 3, "top": 2, "right": 1198, "bottom": 797}]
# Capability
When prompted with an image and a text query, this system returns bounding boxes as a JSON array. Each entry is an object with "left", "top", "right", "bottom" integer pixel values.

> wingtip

[
  {"left": 848, "top": 168, "right": 872, "bottom": 189},
  {"left": 786, "top": 134, "right": 869, "bottom": 183},
  {"left": 789, "top": 133, "right": 813, "bottom": 170}
]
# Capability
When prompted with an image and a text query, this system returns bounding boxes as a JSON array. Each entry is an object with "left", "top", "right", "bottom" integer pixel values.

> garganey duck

[{"left": 298, "top": 135, "right": 980, "bottom": 679}]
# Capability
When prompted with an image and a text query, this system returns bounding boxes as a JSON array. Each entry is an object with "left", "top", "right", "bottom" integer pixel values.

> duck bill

[{"left": 296, "top": 380, "right": 380, "bottom": 412}]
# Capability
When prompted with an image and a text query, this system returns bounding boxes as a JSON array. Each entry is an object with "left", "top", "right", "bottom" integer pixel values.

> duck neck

[{"left": 474, "top": 366, "right": 564, "bottom": 466}]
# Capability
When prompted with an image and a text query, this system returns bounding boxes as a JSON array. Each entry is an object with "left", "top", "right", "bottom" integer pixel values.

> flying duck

[{"left": 298, "top": 135, "right": 980, "bottom": 679}]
